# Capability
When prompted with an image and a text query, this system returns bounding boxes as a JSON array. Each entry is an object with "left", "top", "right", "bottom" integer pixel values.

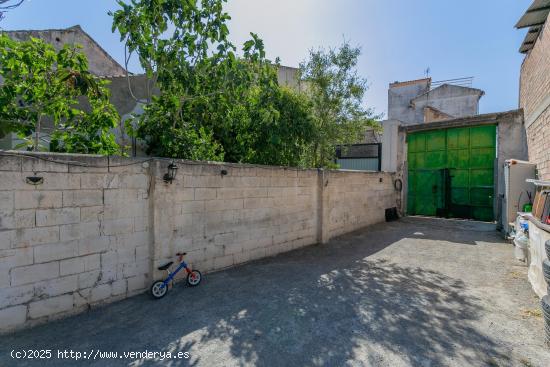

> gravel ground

[{"left": 1, "top": 216, "right": 549, "bottom": 367}]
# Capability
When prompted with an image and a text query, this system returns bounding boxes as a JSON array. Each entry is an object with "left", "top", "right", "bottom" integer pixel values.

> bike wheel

[
  {"left": 151, "top": 281, "right": 168, "bottom": 299},
  {"left": 187, "top": 270, "right": 202, "bottom": 287}
]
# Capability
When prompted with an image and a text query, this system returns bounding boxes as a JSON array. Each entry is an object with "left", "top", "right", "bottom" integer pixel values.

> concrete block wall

[
  {"left": 151, "top": 162, "right": 320, "bottom": 278},
  {"left": 0, "top": 153, "right": 152, "bottom": 333},
  {"left": 0, "top": 152, "right": 396, "bottom": 333},
  {"left": 519, "top": 13, "right": 550, "bottom": 180},
  {"left": 323, "top": 171, "right": 395, "bottom": 239}
]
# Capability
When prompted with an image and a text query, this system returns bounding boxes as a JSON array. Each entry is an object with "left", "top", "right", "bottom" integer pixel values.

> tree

[
  {"left": 0, "top": 0, "right": 24, "bottom": 22},
  {"left": 299, "top": 42, "right": 380, "bottom": 168},
  {"left": 111, "top": 0, "right": 314, "bottom": 164},
  {"left": 0, "top": 35, "right": 121, "bottom": 155}
]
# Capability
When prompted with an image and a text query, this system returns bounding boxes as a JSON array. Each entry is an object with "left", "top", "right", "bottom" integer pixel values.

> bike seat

[{"left": 157, "top": 261, "right": 173, "bottom": 271}]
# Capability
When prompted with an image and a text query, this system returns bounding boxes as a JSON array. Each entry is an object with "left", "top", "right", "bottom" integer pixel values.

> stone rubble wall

[{"left": 0, "top": 152, "right": 396, "bottom": 333}]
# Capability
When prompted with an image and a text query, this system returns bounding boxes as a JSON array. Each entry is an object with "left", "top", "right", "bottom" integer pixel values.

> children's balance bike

[{"left": 150, "top": 252, "right": 202, "bottom": 299}]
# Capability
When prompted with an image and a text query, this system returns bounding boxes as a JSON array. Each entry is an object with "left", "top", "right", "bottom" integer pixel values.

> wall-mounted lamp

[
  {"left": 220, "top": 169, "right": 228, "bottom": 176},
  {"left": 26, "top": 175, "right": 44, "bottom": 185},
  {"left": 163, "top": 162, "right": 178, "bottom": 184}
]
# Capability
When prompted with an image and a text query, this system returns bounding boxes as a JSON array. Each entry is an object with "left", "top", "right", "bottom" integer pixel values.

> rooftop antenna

[{"left": 424, "top": 67, "right": 431, "bottom": 78}]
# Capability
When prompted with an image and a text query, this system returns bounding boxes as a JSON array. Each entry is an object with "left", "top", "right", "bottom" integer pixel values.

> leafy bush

[
  {"left": 112, "top": 0, "right": 314, "bottom": 165},
  {"left": 0, "top": 35, "right": 121, "bottom": 155}
]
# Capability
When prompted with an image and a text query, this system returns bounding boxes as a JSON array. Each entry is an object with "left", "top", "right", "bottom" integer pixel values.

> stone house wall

[{"left": 0, "top": 152, "right": 397, "bottom": 333}]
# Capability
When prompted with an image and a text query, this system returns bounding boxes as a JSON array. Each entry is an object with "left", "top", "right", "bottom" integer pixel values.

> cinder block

[
  {"left": 11, "top": 262, "right": 59, "bottom": 286},
  {"left": 90, "top": 283, "right": 112, "bottom": 302},
  {"left": 0, "top": 192, "right": 14, "bottom": 211},
  {"left": 247, "top": 247, "right": 267, "bottom": 261},
  {"left": 116, "top": 247, "right": 135, "bottom": 264},
  {"left": 108, "top": 156, "right": 147, "bottom": 174},
  {"left": 134, "top": 216, "right": 149, "bottom": 232},
  {"left": 80, "top": 206, "right": 104, "bottom": 223},
  {"left": 39, "top": 173, "right": 80, "bottom": 191},
  {"left": 28, "top": 294, "right": 73, "bottom": 319},
  {"left": 101, "top": 218, "right": 133, "bottom": 236},
  {"left": 13, "top": 226, "right": 59, "bottom": 247},
  {"left": 67, "top": 155, "right": 109, "bottom": 174},
  {"left": 127, "top": 274, "right": 147, "bottom": 292},
  {"left": 14, "top": 209, "right": 36, "bottom": 228},
  {"left": 73, "top": 289, "right": 91, "bottom": 308},
  {"left": 0, "top": 230, "right": 15, "bottom": 250},
  {"left": 135, "top": 245, "right": 150, "bottom": 261},
  {"left": 0, "top": 207, "right": 14, "bottom": 230},
  {"left": 60, "top": 222, "right": 101, "bottom": 242},
  {"left": 122, "top": 260, "right": 148, "bottom": 278},
  {"left": 214, "top": 232, "right": 235, "bottom": 246},
  {"left": 14, "top": 191, "right": 62, "bottom": 210},
  {"left": 59, "top": 257, "right": 85, "bottom": 276},
  {"left": 34, "top": 241, "right": 78, "bottom": 263},
  {"left": 62, "top": 190, "right": 103, "bottom": 207},
  {"left": 0, "top": 305, "right": 27, "bottom": 329},
  {"left": 116, "top": 232, "right": 149, "bottom": 249},
  {"left": 99, "top": 266, "right": 118, "bottom": 285},
  {"left": 194, "top": 188, "right": 217, "bottom": 200},
  {"left": 213, "top": 254, "right": 234, "bottom": 270},
  {"left": 111, "top": 279, "right": 127, "bottom": 296},
  {"left": 174, "top": 188, "right": 194, "bottom": 202},
  {"left": 0, "top": 155, "right": 22, "bottom": 171},
  {"left": 34, "top": 275, "right": 78, "bottom": 298},
  {"left": 103, "top": 189, "right": 139, "bottom": 204},
  {"left": 233, "top": 251, "right": 251, "bottom": 265},
  {"left": 244, "top": 197, "right": 273, "bottom": 209},
  {"left": 36, "top": 208, "right": 80, "bottom": 227},
  {"left": 205, "top": 199, "right": 243, "bottom": 212},
  {"left": 80, "top": 173, "right": 120, "bottom": 189},
  {"left": 78, "top": 270, "right": 101, "bottom": 289},
  {"left": 0, "top": 284, "right": 34, "bottom": 309},
  {"left": 21, "top": 156, "right": 68, "bottom": 173},
  {"left": 84, "top": 254, "right": 101, "bottom": 271},
  {"left": 119, "top": 174, "right": 149, "bottom": 189},
  {"left": 77, "top": 237, "right": 111, "bottom": 256},
  {"left": 0, "top": 172, "right": 26, "bottom": 190},
  {"left": 173, "top": 213, "right": 192, "bottom": 229},
  {"left": 216, "top": 188, "right": 245, "bottom": 200},
  {"left": 100, "top": 250, "right": 118, "bottom": 269},
  {"left": 0, "top": 247, "right": 33, "bottom": 268},
  {"left": 0, "top": 263, "right": 9, "bottom": 288},
  {"left": 180, "top": 201, "right": 205, "bottom": 214}
]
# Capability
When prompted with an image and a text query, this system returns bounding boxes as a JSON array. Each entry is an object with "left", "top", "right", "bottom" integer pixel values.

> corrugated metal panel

[
  {"left": 519, "top": 26, "right": 543, "bottom": 53},
  {"left": 517, "top": 0, "right": 550, "bottom": 53},
  {"left": 516, "top": 0, "right": 550, "bottom": 28},
  {"left": 337, "top": 158, "right": 379, "bottom": 171},
  {"left": 336, "top": 144, "right": 380, "bottom": 159}
]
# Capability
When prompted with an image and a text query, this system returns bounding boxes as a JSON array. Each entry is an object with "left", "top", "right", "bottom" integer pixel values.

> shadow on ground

[{"left": 0, "top": 217, "right": 538, "bottom": 366}]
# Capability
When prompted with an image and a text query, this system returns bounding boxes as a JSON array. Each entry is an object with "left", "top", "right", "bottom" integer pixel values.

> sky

[{"left": 1, "top": 0, "right": 531, "bottom": 118}]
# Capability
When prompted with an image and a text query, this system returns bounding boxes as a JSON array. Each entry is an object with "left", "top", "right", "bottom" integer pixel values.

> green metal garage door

[{"left": 407, "top": 125, "right": 496, "bottom": 222}]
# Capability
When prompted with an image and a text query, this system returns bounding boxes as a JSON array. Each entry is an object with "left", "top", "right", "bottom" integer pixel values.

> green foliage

[
  {"left": 299, "top": 42, "right": 380, "bottom": 168},
  {"left": 111, "top": 0, "right": 314, "bottom": 165},
  {"left": 240, "top": 86, "right": 314, "bottom": 166},
  {"left": 0, "top": 34, "right": 121, "bottom": 155}
]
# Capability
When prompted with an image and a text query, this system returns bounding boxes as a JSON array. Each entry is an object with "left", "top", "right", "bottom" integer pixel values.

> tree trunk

[{"left": 34, "top": 114, "right": 42, "bottom": 152}]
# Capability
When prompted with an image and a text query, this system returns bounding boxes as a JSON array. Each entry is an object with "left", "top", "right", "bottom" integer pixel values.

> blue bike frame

[{"left": 160, "top": 261, "right": 190, "bottom": 289}]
